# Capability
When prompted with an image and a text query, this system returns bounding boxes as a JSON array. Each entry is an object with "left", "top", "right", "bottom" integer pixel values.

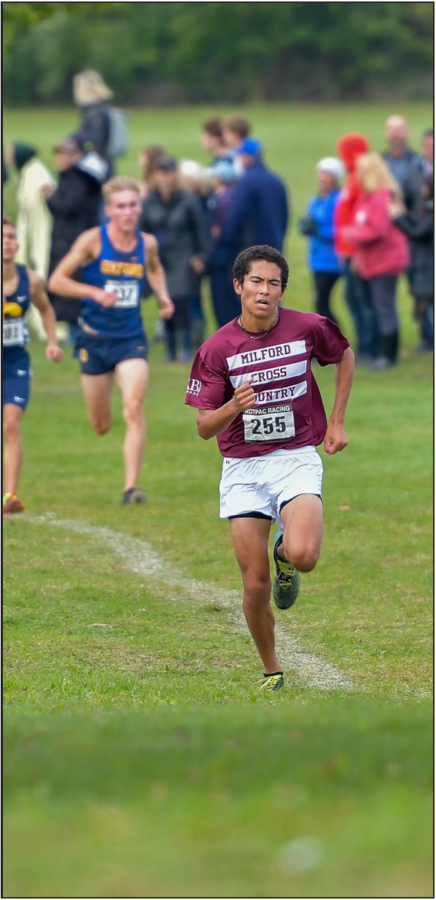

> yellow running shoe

[
  {"left": 3, "top": 493, "right": 24, "bottom": 514},
  {"left": 272, "top": 531, "right": 300, "bottom": 610},
  {"left": 259, "top": 672, "right": 284, "bottom": 692}
]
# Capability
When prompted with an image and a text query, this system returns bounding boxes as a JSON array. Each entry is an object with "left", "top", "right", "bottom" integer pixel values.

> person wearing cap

[
  {"left": 221, "top": 138, "right": 289, "bottom": 260},
  {"left": 208, "top": 159, "right": 242, "bottom": 327},
  {"left": 298, "top": 157, "right": 344, "bottom": 325},
  {"left": 5, "top": 142, "right": 55, "bottom": 340},
  {"left": 140, "top": 155, "right": 209, "bottom": 362},
  {"left": 45, "top": 137, "right": 109, "bottom": 344},
  {"left": 179, "top": 159, "right": 214, "bottom": 350}
]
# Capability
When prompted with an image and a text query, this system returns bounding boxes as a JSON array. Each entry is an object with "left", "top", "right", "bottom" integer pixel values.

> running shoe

[
  {"left": 3, "top": 493, "right": 24, "bottom": 514},
  {"left": 122, "top": 487, "right": 147, "bottom": 505},
  {"left": 272, "top": 530, "right": 300, "bottom": 609},
  {"left": 259, "top": 672, "right": 284, "bottom": 692}
]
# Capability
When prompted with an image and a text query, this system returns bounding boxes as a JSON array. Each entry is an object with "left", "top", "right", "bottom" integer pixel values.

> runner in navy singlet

[
  {"left": 49, "top": 176, "right": 174, "bottom": 505},
  {"left": 185, "top": 245, "right": 355, "bottom": 691},
  {"left": 3, "top": 217, "right": 63, "bottom": 514}
]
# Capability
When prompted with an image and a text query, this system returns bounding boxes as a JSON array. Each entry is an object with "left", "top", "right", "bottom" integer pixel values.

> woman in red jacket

[{"left": 342, "top": 152, "right": 409, "bottom": 370}]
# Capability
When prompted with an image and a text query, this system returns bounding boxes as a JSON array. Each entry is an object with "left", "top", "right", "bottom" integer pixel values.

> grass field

[{"left": 3, "top": 103, "right": 434, "bottom": 899}]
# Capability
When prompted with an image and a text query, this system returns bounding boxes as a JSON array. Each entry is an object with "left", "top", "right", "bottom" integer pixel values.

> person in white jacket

[{"left": 5, "top": 142, "right": 55, "bottom": 338}]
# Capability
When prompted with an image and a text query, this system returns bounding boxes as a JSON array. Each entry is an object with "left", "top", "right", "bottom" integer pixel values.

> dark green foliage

[{"left": 3, "top": 2, "right": 433, "bottom": 105}]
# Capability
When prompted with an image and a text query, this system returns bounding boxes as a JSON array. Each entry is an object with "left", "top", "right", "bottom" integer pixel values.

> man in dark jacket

[
  {"left": 221, "top": 139, "right": 289, "bottom": 258},
  {"left": 382, "top": 116, "right": 421, "bottom": 192},
  {"left": 139, "top": 155, "right": 209, "bottom": 362},
  {"left": 391, "top": 171, "right": 434, "bottom": 351},
  {"left": 45, "top": 137, "right": 109, "bottom": 340}
]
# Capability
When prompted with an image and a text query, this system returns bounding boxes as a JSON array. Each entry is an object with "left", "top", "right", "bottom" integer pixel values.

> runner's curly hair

[{"left": 233, "top": 245, "right": 289, "bottom": 291}]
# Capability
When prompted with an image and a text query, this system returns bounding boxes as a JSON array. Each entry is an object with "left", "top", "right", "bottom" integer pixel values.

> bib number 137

[{"left": 243, "top": 405, "right": 295, "bottom": 442}]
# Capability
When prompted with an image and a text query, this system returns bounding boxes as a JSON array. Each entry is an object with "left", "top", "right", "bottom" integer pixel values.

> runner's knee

[
  {"left": 123, "top": 397, "right": 144, "bottom": 425},
  {"left": 91, "top": 416, "right": 111, "bottom": 435},
  {"left": 3, "top": 415, "right": 21, "bottom": 440},
  {"left": 288, "top": 544, "right": 320, "bottom": 572}
]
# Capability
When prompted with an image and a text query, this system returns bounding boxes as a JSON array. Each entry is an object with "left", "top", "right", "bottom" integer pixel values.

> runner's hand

[
  {"left": 92, "top": 288, "right": 119, "bottom": 308},
  {"left": 46, "top": 343, "right": 64, "bottom": 362},
  {"left": 233, "top": 379, "right": 256, "bottom": 412},
  {"left": 159, "top": 296, "right": 175, "bottom": 320},
  {"left": 324, "top": 422, "right": 348, "bottom": 454}
]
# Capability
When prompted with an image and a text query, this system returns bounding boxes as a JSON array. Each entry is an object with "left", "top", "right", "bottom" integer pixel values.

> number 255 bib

[{"left": 242, "top": 405, "right": 295, "bottom": 442}]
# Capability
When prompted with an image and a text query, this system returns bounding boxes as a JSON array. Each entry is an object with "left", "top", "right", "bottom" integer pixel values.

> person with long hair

[
  {"left": 138, "top": 144, "right": 166, "bottom": 200},
  {"left": 342, "top": 152, "right": 409, "bottom": 370}
]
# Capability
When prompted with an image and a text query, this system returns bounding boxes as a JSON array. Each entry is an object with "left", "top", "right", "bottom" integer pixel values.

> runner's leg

[
  {"left": 230, "top": 516, "right": 282, "bottom": 675},
  {"left": 3, "top": 404, "right": 24, "bottom": 494},
  {"left": 115, "top": 358, "right": 149, "bottom": 491},
  {"left": 279, "top": 494, "right": 324, "bottom": 572},
  {"left": 81, "top": 372, "right": 113, "bottom": 434}
]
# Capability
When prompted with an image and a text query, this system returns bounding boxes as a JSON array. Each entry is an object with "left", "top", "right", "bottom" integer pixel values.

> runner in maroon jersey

[{"left": 185, "top": 245, "right": 355, "bottom": 692}]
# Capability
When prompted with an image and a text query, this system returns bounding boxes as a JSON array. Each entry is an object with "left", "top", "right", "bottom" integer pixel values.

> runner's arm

[
  {"left": 48, "top": 229, "right": 118, "bottom": 307},
  {"left": 142, "top": 233, "right": 174, "bottom": 319},
  {"left": 28, "top": 269, "right": 63, "bottom": 362},
  {"left": 324, "top": 346, "right": 355, "bottom": 454},
  {"left": 197, "top": 380, "right": 255, "bottom": 439}
]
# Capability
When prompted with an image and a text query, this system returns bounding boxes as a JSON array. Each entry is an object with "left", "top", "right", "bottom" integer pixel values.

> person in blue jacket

[
  {"left": 298, "top": 157, "right": 345, "bottom": 325},
  {"left": 221, "top": 139, "right": 289, "bottom": 258}
]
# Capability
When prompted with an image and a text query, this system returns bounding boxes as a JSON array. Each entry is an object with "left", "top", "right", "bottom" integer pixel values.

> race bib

[
  {"left": 105, "top": 279, "right": 139, "bottom": 309},
  {"left": 243, "top": 405, "right": 295, "bottom": 442},
  {"left": 3, "top": 319, "right": 25, "bottom": 346}
]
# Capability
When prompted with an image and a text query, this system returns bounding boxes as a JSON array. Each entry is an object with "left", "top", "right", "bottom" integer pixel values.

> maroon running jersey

[{"left": 185, "top": 308, "right": 350, "bottom": 458}]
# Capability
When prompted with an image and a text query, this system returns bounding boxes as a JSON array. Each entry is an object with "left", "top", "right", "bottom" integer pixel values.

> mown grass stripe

[{"left": 27, "top": 512, "right": 354, "bottom": 692}]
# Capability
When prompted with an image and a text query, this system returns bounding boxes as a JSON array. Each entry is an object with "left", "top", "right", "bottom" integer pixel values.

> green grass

[{"left": 3, "top": 103, "right": 434, "bottom": 898}]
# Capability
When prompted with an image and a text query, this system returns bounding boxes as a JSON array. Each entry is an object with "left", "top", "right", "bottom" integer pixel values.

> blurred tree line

[{"left": 3, "top": 1, "right": 433, "bottom": 106}]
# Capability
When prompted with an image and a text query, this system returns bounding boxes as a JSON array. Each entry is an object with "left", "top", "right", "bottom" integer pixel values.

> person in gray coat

[
  {"left": 391, "top": 172, "right": 433, "bottom": 351},
  {"left": 139, "top": 155, "right": 209, "bottom": 362}
]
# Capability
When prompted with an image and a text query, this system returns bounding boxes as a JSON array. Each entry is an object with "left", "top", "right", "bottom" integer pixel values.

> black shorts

[{"left": 74, "top": 330, "right": 149, "bottom": 375}]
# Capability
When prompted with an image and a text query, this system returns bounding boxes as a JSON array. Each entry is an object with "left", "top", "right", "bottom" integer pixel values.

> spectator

[
  {"left": 402, "top": 128, "right": 434, "bottom": 219},
  {"left": 137, "top": 144, "right": 168, "bottom": 343},
  {"left": 421, "top": 129, "right": 434, "bottom": 177},
  {"left": 335, "top": 132, "right": 379, "bottom": 362},
  {"left": 201, "top": 118, "right": 233, "bottom": 164},
  {"left": 138, "top": 144, "right": 166, "bottom": 200},
  {"left": 45, "top": 136, "right": 109, "bottom": 343},
  {"left": 391, "top": 171, "right": 433, "bottom": 352},
  {"left": 342, "top": 152, "right": 409, "bottom": 370},
  {"left": 179, "top": 159, "right": 213, "bottom": 348},
  {"left": 140, "top": 155, "right": 209, "bottom": 362},
  {"left": 3, "top": 147, "right": 8, "bottom": 215},
  {"left": 207, "top": 159, "right": 241, "bottom": 328},
  {"left": 382, "top": 115, "right": 421, "bottom": 192},
  {"left": 5, "top": 141, "right": 55, "bottom": 339},
  {"left": 73, "top": 70, "right": 126, "bottom": 179},
  {"left": 222, "top": 139, "right": 289, "bottom": 258},
  {"left": 298, "top": 156, "right": 344, "bottom": 325},
  {"left": 222, "top": 115, "right": 252, "bottom": 150}
]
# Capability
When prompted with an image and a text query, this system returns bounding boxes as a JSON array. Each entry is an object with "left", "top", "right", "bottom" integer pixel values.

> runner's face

[
  {"left": 106, "top": 191, "right": 142, "bottom": 232},
  {"left": 3, "top": 225, "right": 18, "bottom": 262},
  {"left": 234, "top": 260, "right": 284, "bottom": 326}
]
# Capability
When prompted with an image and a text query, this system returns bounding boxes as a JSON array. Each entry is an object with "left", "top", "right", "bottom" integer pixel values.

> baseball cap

[
  {"left": 154, "top": 154, "right": 178, "bottom": 172},
  {"left": 238, "top": 138, "right": 263, "bottom": 157},
  {"left": 316, "top": 156, "right": 345, "bottom": 182},
  {"left": 207, "top": 160, "right": 239, "bottom": 183}
]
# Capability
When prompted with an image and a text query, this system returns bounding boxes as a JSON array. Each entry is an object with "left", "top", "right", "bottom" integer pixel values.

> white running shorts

[{"left": 219, "top": 447, "right": 323, "bottom": 526}]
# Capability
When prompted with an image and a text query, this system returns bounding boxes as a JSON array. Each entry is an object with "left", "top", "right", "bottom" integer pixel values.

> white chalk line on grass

[{"left": 26, "top": 513, "right": 354, "bottom": 691}]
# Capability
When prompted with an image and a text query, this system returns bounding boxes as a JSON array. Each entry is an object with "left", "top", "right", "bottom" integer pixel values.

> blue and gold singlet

[
  {"left": 81, "top": 226, "right": 147, "bottom": 340},
  {"left": 3, "top": 265, "right": 32, "bottom": 409}
]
